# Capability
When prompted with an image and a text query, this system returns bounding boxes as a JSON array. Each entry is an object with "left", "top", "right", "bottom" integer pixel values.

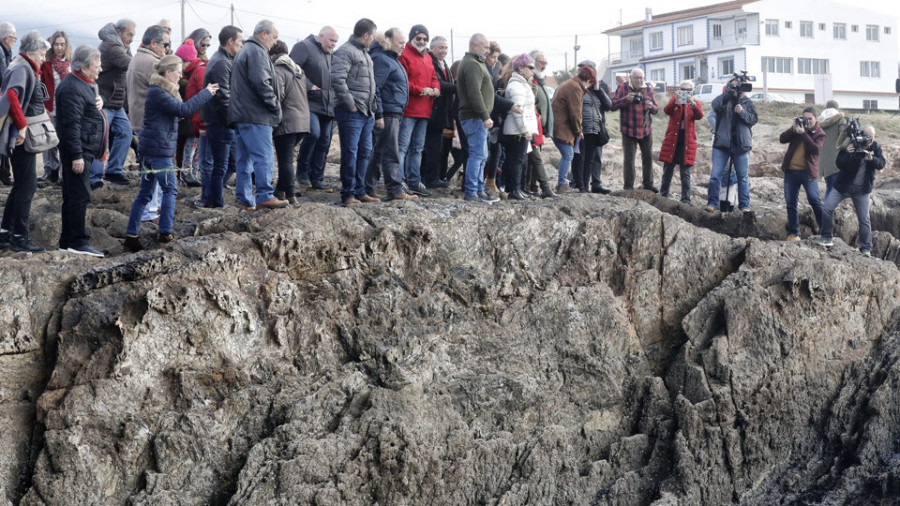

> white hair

[
  {"left": 19, "top": 30, "right": 50, "bottom": 54},
  {"left": 0, "top": 22, "right": 15, "bottom": 41},
  {"left": 71, "top": 44, "right": 101, "bottom": 72},
  {"left": 679, "top": 80, "right": 694, "bottom": 89}
]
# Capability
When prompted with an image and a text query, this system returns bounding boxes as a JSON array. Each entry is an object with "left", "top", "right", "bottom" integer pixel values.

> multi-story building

[{"left": 605, "top": 0, "right": 899, "bottom": 110}]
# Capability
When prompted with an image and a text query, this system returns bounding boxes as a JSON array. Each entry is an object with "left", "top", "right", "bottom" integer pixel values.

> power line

[{"left": 24, "top": 1, "right": 180, "bottom": 31}]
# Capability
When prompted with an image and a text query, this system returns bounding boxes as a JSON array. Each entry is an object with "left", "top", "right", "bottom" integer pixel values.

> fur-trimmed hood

[
  {"left": 150, "top": 74, "right": 182, "bottom": 100},
  {"left": 819, "top": 108, "right": 845, "bottom": 128},
  {"left": 274, "top": 54, "right": 303, "bottom": 78}
]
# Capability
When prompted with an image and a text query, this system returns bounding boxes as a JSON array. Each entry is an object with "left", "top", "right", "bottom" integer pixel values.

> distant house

[{"left": 604, "top": 0, "right": 899, "bottom": 110}]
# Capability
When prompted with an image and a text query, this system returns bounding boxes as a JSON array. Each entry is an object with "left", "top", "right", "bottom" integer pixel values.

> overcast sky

[{"left": 4, "top": 0, "right": 899, "bottom": 73}]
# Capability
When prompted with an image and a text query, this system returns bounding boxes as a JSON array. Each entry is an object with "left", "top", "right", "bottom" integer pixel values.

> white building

[{"left": 605, "top": 0, "right": 899, "bottom": 110}]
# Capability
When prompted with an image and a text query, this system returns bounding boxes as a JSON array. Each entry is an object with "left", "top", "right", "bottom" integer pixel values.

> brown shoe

[
  {"left": 360, "top": 194, "right": 380, "bottom": 203},
  {"left": 387, "top": 192, "right": 418, "bottom": 201},
  {"left": 123, "top": 236, "right": 143, "bottom": 252},
  {"left": 786, "top": 235, "right": 801, "bottom": 242},
  {"left": 238, "top": 203, "right": 256, "bottom": 211},
  {"left": 343, "top": 197, "right": 361, "bottom": 206},
  {"left": 257, "top": 198, "right": 289, "bottom": 209},
  {"left": 703, "top": 205, "right": 716, "bottom": 213},
  {"left": 158, "top": 233, "right": 174, "bottom": 244}
]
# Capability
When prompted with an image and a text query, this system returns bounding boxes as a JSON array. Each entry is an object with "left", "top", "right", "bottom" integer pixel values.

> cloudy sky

[{"left": 4, "top": 0, "right": 899, "bottom": 74}]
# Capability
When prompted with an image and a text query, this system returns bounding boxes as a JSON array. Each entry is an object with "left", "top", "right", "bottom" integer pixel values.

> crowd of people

[{"left": 0, "top": 18, "right": 885, "bottom": 258}]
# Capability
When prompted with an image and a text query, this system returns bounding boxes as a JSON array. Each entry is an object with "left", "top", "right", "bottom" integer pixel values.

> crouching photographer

[
  {"left": 704, "top": 72, "right": 757, "bottom": 213},
  {"left": 780, "top": 107, "right": 824, "bottom": 241},
  {"left": 818, "top": 123, "right": 885, "bottom": 256}
]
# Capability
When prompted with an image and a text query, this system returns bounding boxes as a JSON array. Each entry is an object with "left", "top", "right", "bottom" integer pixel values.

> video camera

[
  {"left": 845, "top": 118, "right": 872, "bottom": 150},
  {"left": 727, "top": 70, "right": 754, "bottom": 94}
]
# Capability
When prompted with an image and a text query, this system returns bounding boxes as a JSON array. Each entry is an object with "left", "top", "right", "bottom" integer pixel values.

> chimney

[{"left": 645, "top": 8, "right": 653, "bottom": 21}]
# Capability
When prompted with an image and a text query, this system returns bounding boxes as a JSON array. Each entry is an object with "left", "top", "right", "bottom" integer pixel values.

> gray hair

[
  {"left": 631, "top": 67, "right": 644, "bottom": 77},
  {"left": 679, "top": 79, "right": 694, "bottom": 89},
  {"left": 529, "top": 50, "right": 544, "bottom": 60},
  {"left": 141, "top": 25, "right": 167, "bottom": 46},
  {"left": 71, "top": 44, "right": 101, "bottom": 72},
  {"left": 115, "top": 19, "right": 135, "bottom": 32},
  {"left": 19, "top": 30, "right": 50, "bottom": 55},
  {"left": 863, "top": 125, "right": 876, "bottom": 136},
  {"left": 468, "top": 33, "right": 486, "bottom": 50},
  {"left": 254, "top": 20, "right": 275, "bottom": 36},
  {"left": 430, "top": 35, "right": 447, "bottom": 48},
  {"left": 0, "top": 22, "right": 15, "bottom": 41}
]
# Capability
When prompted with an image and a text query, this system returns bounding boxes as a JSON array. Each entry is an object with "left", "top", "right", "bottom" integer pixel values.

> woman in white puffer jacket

[{"left": 499, "top": 54, "right": 539, "bottom": 200}]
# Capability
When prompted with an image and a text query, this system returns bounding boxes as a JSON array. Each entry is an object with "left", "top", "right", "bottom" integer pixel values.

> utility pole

[
  {"left": 180, "top": 0, "right": 185, "bottom": 42},
  {"left": 573, "top": 35, "right": 580, "bottom": 70},
  {"left": 565, "top": 52, "right": 569, "bottom": 76},
  {"left": 450, "top": 28, "right": 454, "bottom": 63},
  {"left": 231, "top": 4, "right": 235, "bottom": 26}
]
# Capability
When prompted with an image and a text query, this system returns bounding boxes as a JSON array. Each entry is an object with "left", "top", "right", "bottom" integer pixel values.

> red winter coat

[
  {"left": 659, "top": 95, "right": 704, "bottom": 166},
  {"left": 399, "top": 42, "right": 439, "bottom": 119},
  {"left": 183, "top": 59, "right": 207, "bottom": 133}
]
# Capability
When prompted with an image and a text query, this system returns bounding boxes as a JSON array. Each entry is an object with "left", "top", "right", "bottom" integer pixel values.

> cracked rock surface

[{"left": 3, "top": 194, "right": 900, "bottom": 505}]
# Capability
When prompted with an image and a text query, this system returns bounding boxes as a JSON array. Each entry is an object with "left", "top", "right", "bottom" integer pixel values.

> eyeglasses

[
  {"left": 200, "top": 43, "right": 210, "bottom": 48},
  {"left": 162, "top": 42, "right": 171, "bottom": 48},
  {"left": 414, "top": 35, "right": 428, "bottom": 42}
]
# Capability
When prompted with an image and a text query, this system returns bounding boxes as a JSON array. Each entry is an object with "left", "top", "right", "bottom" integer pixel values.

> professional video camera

[
  {"left": 845, "top": 118, "right": 871, "bottom": 150},
  {"left": 794, "top": 116, "right": 810, "bottom": 130},
  {"left": 728, "top": 70, "right": 754, "bottom": 94}
]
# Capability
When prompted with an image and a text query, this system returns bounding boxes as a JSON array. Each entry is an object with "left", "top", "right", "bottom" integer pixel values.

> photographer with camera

[
  {"left": 612, "top": 67, "right": 659, "bottom": 191},
  {"left": 818, "top": 124, "right": 885, "bottom": 256},
  {"left": 704, "top": 73, "right": 757, "bottom": 213},
  {"left": 659, "top": 80, "right": 703, "bottom": 204},
  {"left": 779, "top": 107, "right": 825, "bottom": 241}
]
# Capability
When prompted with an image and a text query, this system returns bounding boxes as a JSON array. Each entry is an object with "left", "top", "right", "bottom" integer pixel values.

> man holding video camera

[
  {"left": 818, "top": 124, "right": 885, "bottom": 256},
  {"left": 779, "top": 107, "right": 824, "bottom": 241},
  {"left": 704, "top": 73, "right": 757, "bottom": 213}
]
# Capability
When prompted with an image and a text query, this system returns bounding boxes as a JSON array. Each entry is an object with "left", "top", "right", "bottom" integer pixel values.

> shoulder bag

[{"left": 24, "top": 111, "right": 59, "bottom": 153}]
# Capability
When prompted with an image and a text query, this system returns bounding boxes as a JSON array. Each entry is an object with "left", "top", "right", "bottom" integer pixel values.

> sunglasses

[
  {"left": 414, "top": 35, "right": 428, "bottom": 42},
  {"left": 526, "top": 65, "right": 535, "bottom": 70},
  {"left": 200, "top": 43, "right": 210, "bottom": 48},
  {"left": 162, "top": 42, "right": 171, "bottom": 48}
]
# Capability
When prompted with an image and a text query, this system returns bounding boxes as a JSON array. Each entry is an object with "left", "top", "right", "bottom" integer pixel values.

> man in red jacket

[
  {"left": 398, "top": 24, "right": 440, "bottom": 197},
  {"left": 780, "top": 107, "right": 825, "bottom": 241}
]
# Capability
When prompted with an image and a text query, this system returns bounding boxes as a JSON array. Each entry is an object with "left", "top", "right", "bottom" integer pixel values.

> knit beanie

[
  {"left": 409, "top": 24, "right": 429, "bottom": 42},
  {"left": 175, "top": 39, "right": 198, "bottom": 62},
  {"left": 825, "top": 99, "right": 839, "bottom": 109}
]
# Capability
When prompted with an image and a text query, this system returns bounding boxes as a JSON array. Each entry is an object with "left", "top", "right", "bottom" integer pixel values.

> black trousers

[
  {"left": 60, "top": 154, "right": 93, "bottom": 249},
  {"left": 500, "top": 135, "right": 528, "bottom": 193},
  {"left": 274, "top": 132, "right": 304, "bottom": 194},
  {"left": 421, "top": 125, "right": 452, "bottom": 183},
  {"left": 1, "top": 145, "right": 37, "bottom": 236},
  {"left": 366, "top": 115, "right": 405, "bottom": 197},
  {"left": 573, "top": 133, "right": 604, "bottom": 190}
]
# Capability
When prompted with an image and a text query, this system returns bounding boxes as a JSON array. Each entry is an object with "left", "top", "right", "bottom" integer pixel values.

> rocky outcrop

[{"left": 4, "top": 193, "right": 900, "bottom": 505}]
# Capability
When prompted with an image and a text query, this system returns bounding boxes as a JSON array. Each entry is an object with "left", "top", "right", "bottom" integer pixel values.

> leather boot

[
  {"left": 0, "top": 158, "right": 11, "bottom": 186},
  {"left": 485, "top": 177, "right": 500, "bottom": 196}
]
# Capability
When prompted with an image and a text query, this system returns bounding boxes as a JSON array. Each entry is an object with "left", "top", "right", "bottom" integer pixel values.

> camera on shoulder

[{"left": 728, "top": 70, "right": 754, "bottom": 94}]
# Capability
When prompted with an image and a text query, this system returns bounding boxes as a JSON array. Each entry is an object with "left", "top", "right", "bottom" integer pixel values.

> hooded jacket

[
  {"left": 779, "top": 123, "right": 826, "bottom": 180},
  {"left": 711, "top": 91, "right": 757, "bottom": 154},
  {"left": 200, "top": 46, "right": 234, "bottom": 127},
  {"left": 659, "top": 96, "right": 704, "bottom": 166},
  {"left": 370, "top": 41, "right": 408, "bottom": 119},
  {"left": 290, "top": 34, "right": 335, "bottom": 117},
  {"left": 502, "top": 72, "right": 538, "bottom": 140},
  {"left": 96, "top": 22, "right": 132, "bottom": 110},
  {"left": 399, "top": 42, "right": 439, "bottom": 119},
  {"left": 126, "top": 47, "right": 161, "bottom": 130},
  {"left": 139, "top": 74, "right": 212, "bottom": 157},
  {"left": 273, "top": 54, "right": 310, "bottom": 136},
  {"left": 818, "top": 108, "right": 847, "bottom": 180},
  {"left": 229, "top": 36, "right": 281, "bottom": 127},
  {"left": 330, "top": 37, "right": 376, "bottom": 117}
]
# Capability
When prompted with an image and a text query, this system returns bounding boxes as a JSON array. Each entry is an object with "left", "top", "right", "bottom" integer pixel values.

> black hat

[{"left": 409, "top": 24, "right": 429, "bottom": 42}]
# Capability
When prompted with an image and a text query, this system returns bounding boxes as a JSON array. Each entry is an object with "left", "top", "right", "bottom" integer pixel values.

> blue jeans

[
  {"left": 206, "top": 124, "right": 234, "bottom": 207},
  {"left": 784, "top": 170, "right": 823, "bottom": 236},
  {"left": 335, "top": 107, "right": 375, "bottom": 200},
  {"left": 461, "top": 118, "right": 488, "bottom": 195},
  {"left": 297, "top": 112, "right": 333, "bottom": 184},
  {"left": 824, "top": 173, "right": 838, "bottom": 201},
  {"left": 553, "top": 138, "right": 574, "bottom": 186},
  {"left": 399, "top": 116, "right": 428, "bottom": 186},
  {"left": 233, "top": 123, "right": 275, "bottom": 207},
  {"left": 90, "top": 107, "right": 131, "bottom": 184},
  {"left": 821, "top": 189, "right": 872, "bottom": 252},
  {"left": 126, "top": 156, "right": 177, "bottom": 236},
  {"left": 198, "top": 134, "right": 213, "bottom": 204},
  {"left": 707, "top": 148, "right": 750, "bottom": 210}
]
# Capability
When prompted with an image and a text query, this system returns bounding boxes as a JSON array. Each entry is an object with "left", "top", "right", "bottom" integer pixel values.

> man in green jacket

[{"left": 456, "top": 33, "right": 498, "bottom": 203}]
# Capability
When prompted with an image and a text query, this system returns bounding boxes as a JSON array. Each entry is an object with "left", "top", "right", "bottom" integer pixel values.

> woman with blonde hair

[{"left": 38, "top": 30, "right": 73, "bottom": 183}]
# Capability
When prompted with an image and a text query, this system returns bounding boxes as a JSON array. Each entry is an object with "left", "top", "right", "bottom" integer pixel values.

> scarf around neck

[{"left": 52, "top": 55, "right": 70, "bottom": 80}]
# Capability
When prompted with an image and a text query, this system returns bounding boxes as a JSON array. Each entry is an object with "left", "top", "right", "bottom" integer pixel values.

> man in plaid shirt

[{"left": 612, "top": 68, "right": 659, "bottom": 191}]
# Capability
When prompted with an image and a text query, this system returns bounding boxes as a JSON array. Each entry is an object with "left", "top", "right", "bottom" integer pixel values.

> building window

[
  {"left": 800, "top": 21, "right": 814, "bottom": 38},
  {"left": 863, "top": 99, "right": 878, "bottom": 110},
  {"left": 798, "top": 58, "right": 829, "bottom": 74},
  {"left": 886, "top": 27, "right": 892, "bottom": 35},
  {"left": 765, "top": 19, "right": 779, "bottom": 36},
  {"left": 720, "top": 57, "right": 735, "bottom": 76},
  {"left": 649, "top": 31, "right": 664, "bottom": 51},
  {"left": 677, "top": 26, "right": 694, "bottom": 46},
  {"left": 629, "top": 38, "right": 643, "bottom": 55},
  {"left": 851, "top": 25, "right": 859, "bottom": 33},
  {"left": 712, "top": 24, "right": 722, "bottom": 39},
  {"left": 860, "top": 61, "right": 881, "bottom": 78},
  {"left": 785, "top": 21, "right": 792, "bottom": 29},
  {"left": 867, "top": 25, "right": 880, "bottom": 41},
  {"left": 681, "top": 64, "right": 696, "bottom": 80},
  {"left": 834, "top": 23, "right": 846, "bottom": 40},
  {"left": 735, "top": 19, "right": 747, "bottom": 37},
  {"left": 762, "top": 57, "right": 792, "bottom": 74},
  {"left": 819, "top": 23, "right": 826, "bottom": 31},
  {"left": 649, "top": 69, "right": 666, "bottom": 82}
]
